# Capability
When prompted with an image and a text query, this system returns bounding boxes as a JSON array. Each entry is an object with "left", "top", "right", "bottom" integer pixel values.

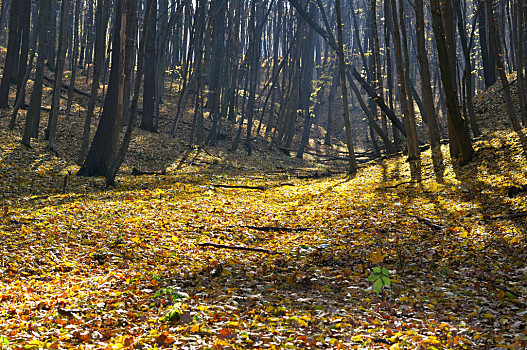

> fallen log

[
  {"left": 211, "top": 184, "right": 267, "bottom": 191},
  {"left": 241, "top": 225, "right": 310, "bottom": 232},
  {"left": 507, "top": 185, "right": 527, "bottom": 198},
  {"left": 43, "top": 75, "right": 92, "bottom": 98},
  {"left": 196, "top": 242, "right": 282, "bottom": 254},
  {"left": 410, "top": 215, "right": 444, "bottom": 230},
  {"left": 488, "top": 211, "right": 527, "bottom": 220},
  {"left": 131, "top": 167, "right": 166, "bottom": 176}
]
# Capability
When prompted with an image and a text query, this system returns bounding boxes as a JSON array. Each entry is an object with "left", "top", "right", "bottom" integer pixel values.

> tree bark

[
  {"left": 0, "top": 0, "right": 19, "bottom": 108},
  {"left": 141, "top": 0, "right": 157, "bottom": 132},
  {"left": 77, "top": 0, "right": 111, "bottom": 165},
  {"left": 77, "top": 0, "right": 127, "bottom": 177},
  {"left": 22, "top": 0, "right": 52, "bottom": 146},
  {"left": 430, "top": 0, "right": 474, "bottom": 164},
  {"left": 106, "top": 0, "right": 155, "bottom": 187},
  {"left": 46, "top": 0, "right": 71, "bottom": 152}
]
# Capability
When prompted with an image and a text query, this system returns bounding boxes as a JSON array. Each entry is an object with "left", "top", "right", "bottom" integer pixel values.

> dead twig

[
  {"left": 241, "top": 225, "right": 310, "bottom": 232},
  {"left": 196, "top": 242, "right": 282, "bottom": 254},
  {"left": 410, "top": 215, "right": 445, "bottom": 230},
  {"left": 211, "top": 184, "right": 267, "bottom": 191},
  {"left": 488, "top": 211, "right": 527, "bottom": 220}
]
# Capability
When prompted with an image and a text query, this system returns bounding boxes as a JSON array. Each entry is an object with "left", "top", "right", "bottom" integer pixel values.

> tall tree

[
  {"left": 335, "top": 0, "right": 357, "bottom": 174},
  {"left": 430, "top": 0, "right": 474, "bottom": 164},
  {"left": 141, "top": 0, "right": 157, "bottom": 132},
  {"left": 22, "top": 0, "right": 52, "bottom": 146},
  {"left": 46, "top": 0, "right": 71, "bottom": 152},
  {"left": 0, "top": 0, "right": 19, "bottom": 108},
  {"left": 77, "top": 0, "right": 127, "bottom": 177},
  {"left": 77, "top": 0, "right": 111, "bottom": 165}
]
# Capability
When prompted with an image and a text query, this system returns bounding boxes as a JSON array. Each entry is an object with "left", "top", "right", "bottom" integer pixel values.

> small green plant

[
  {"left": 0, "top": 335, "right": 9, "bottom": 349},
  {"left": 154, "top": 287, "right": 189, "bottom": 302},
  {"left": 368, "top": 249, "right": 391, "bottom": 294},
  {"left": 368, "top": 266, "right": 390, "bottom": 294},
  {"left": 155, "top": 287, "right": 189, "bottom": 322},
  {"left": 164, "top": 303, "right": 184, "bottom": 322}
]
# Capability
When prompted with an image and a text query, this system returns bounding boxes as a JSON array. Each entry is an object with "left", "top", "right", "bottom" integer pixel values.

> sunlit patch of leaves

[{"left": 1, "top": 94, "right": 527, "bottom": 348}]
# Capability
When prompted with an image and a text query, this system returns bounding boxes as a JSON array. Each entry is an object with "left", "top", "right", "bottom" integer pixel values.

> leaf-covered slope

[{"left": 1, "top": 108, "right": 527, "bottom": 349}]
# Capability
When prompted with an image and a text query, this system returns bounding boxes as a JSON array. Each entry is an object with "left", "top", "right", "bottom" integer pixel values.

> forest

[{"left": 0, "top": 0, "right": 527, "bottom": 348}]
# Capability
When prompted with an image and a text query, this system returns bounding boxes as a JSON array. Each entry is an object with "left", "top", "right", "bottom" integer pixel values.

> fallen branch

[
  {"left": 131, "top": 167, "right": 166, "bottom": 176},
  {"left": 381, "top": 180, "right": 419, "bottom": 189},
  {"left": 488, "top": 211, "right": 527, "bottom": 220},
  {"left": 507, "top": 185, "right": 527, "bottom": 198},
  {"left": 410, "top": 215, "right": 444, "bottom": 230},
  {"left": 196, "top": 242, "right": 282, "bottom": 254},
  {"left": 211, "top": 184, "right": 267, "bottom": 191},
  {"left": 242, "top": 225, "right": 310, "bottom": 232},
  {"left": 380, "top": 176, "right": 432, "bottom": 189},
  {"left": 43, "top": 75, "right": 92, "bottom": 97}
]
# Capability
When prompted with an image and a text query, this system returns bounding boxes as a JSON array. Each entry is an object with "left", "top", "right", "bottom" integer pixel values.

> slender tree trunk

[
  {"left": 415, "top": 0, "right": 441, "bottom": 150},
  {"left": 336, "top": 0, "right": 357, "bottom": 174},
  {"left": 0, "top": 0, "right": 19, "bottom": 108},
  {"left": 77, "top": 0, "right": 127, "bottom": 177},
  {"left": 65, "top": 0, "right": 81, "bottom": 120},
  {"left": 16, "top": 0, "right": 31, "bottom": 103},
  {"left": 45, "top": 0, "right": 57, "bottom": 71},
  {"left": 391, "top": 0, "right": 420, "bottom": 178},
  {"left": 431, "top": 0, "right": 474, "bottom": 164},
  {"left": 9, "top": 13, "right": 38, "bottom": 131},
  {"left": 77, "top": 0, "right": 110, "bottom": 165},
  {"left": 517, "top": 0, "right": 527, "bottom": 126},
  {"left": 22, "top": 0, "right": 52, "bottom": 146},
  {"left": 141, "top": 0, "right": 157, "bottom": 132},
  {"left": 479, "top": 0, "right": 497, "bottom": 87},
  {"left": 46, "top": 0, "right": 71, "bottom": 152},
  {"left": 106, "top": 0, "right": 154, "bottom": 187},
  {"left": 486, "top": 0, "right": 521, "bottom": 131}
]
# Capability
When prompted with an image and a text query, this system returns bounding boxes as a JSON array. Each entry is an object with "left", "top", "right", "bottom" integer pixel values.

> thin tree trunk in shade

[
  {"left": 336, "top": 0, "right": 357, "bottom": 174},
  {"left": 22, "top": 0, "right": 52, "bottom": 146},
  {"left": 485, "top": 0, "right": 521, "bottom": 131},
  {"left": 431, "top": 0, "right": 474, "bottom": 164},
  {"left": 0, "top": 0, "right": 19, "bottom": 108},
  {"left": 46, "top": 0, "right": 71, "bottom": 152},
  {"left": 77, "top": 0, "right": 110, "bottom": 165},
  {"left": 106, "top": 0, "right": 155, "bottom": 187},
  {"left": 16, "top": 0, "right": 31, "bottom": 103},
  {"left": 65, "top": 0, "right": 81, "bottom": 121},
  {"left": 77, "top": 0, "right": 127, "bottom": 177},
  {"left": 141, "top": 0, "right": 157, "bottom": 132}
]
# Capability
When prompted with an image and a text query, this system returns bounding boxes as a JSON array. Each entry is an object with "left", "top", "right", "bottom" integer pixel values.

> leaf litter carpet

[{"left": 1, "top": 98, "right": 527, "bottom": 348}]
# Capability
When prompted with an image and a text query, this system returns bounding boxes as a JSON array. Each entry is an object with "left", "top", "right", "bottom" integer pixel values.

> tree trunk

[
  {"left": 106, "top": 0, "right": 154, "bottom": 187},
  {"left": 21, "top": 0, "right": 52, "bottom": 146},
  {"left": 16, "top": 0, "right": 31, "bottom": 103},
  {"left": 77, "top": 0, "right": 111, "bottom": 165},
  {"left": 0, "top": 0, "right": 19, "bottom": 108},
  {"left": 141, "top": 0, "right": 157, "bottom": 132},
  {"left": 45, "top": 0, "right": 57, "bottom": 71},
  {"left": 479, "top": 0, "right": 497, "bottom": 87},
  {"left": 486, "top": 0, "right": 521, "bottom": 131},
  {"left": 65, "top": 0, "right": 81, "bottom": 120},
  {"left": 77, "top": 0, "right": 127, "bottom": 177},
  {"left": 336, "top": 0, "right": 357, "bottom": 174},
  {"left": 415, "top": 0, "right": 441, "bottom": 150},
  {"left": 430, "top": 0, "right": 474, "bottom": 164},
  {"left": 46, "top": 0, "right": 71, "bottom": 152},
  {"left": 391, "top": 0, "right": 420, "bottom": 178}
]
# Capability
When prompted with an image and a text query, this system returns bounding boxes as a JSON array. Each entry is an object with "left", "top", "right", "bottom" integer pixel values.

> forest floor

[{"left": 1, "top": 74, "right": 527, "bottom": 349}]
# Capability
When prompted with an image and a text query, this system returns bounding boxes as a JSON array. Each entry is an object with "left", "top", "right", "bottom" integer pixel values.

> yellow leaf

[
  {"left": 369, "top": 248, "right": 386, "bottom": 264},
  {"left": 131, "top": 237, "right": 141, "bottom": 243}
]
